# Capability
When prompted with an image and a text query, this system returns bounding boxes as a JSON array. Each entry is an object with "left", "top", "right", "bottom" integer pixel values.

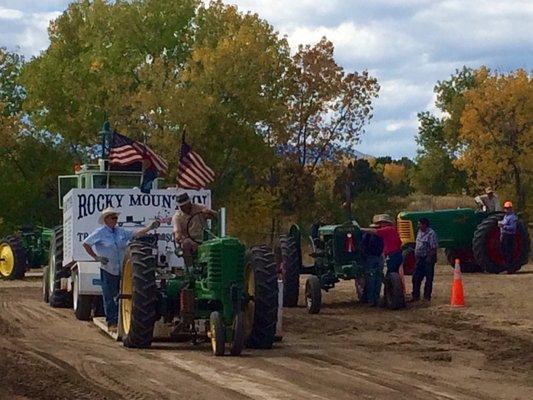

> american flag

[
  {"left": 109, "top": 131, "right": 168, "bottom": 173},
  {"left": 177, "top": 139, "right": 215, "bottom": 189}
]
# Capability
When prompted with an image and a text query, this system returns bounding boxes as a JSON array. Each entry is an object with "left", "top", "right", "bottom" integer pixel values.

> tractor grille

[
  {"left": 205, "top": 239, "right": 245, "bottom": 290},
  {"left": 397, "top": 217, "right": 415, "bottom": 246}
]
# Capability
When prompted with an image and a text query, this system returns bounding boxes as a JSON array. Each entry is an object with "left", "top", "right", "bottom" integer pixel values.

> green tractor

[
  {"left": 0, "top": 226, "right": 53, "bottom": 279},
  {"left": 397, "top": 208, "right": 530, "bottom": 273},
  {"left": 277, "top": 222, "right": 406, "bottom": 314},
  {"left": 119, "top": 212, "right": 279, "bottom": 356}
]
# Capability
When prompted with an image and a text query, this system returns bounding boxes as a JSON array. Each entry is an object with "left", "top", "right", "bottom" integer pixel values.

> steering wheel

[{"left": 185, "top": 211, "right": 206, "bottom": 244}]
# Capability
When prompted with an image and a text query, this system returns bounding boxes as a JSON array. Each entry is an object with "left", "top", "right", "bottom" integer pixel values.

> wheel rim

[
  {"left": 49, "top": 251, "right": 56, "bottom": 298},
  {"left": 0, "top": 243, "right": 14, "bottom": 277},
  {"left": 243, "top": 263, "right": 255, "bottom": 338},
  {"left": 305, "top": 283, "right": 312, "bottom": 308},
  {"left": 121, "top": 258, "right": 133, "bottom": 334},
  {"left": 73, "top": 272, "right": 78, "bottom": 310},
  {"left": 211, "top": 319, "right": 218, "bottom": 353}
]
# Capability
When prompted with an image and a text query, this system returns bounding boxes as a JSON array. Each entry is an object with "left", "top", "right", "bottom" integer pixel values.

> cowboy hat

[
  {"left": 177, "top": 193, "right": 191, "bottom": 207},
  {"left": 485, "top": 187, "right": 494, "bottom": 194},
  {"left": 98, "top": 207, "right": 121, "bottom": 224},
  {"left": 372, "top": 214, "right": 393, "bottom": 225}
]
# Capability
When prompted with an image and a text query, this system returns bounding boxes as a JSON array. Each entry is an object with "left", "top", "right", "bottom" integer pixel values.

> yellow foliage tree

[
  {"left": 456, "top": 68, "right": 532, "bottom": 210},
  {"left": 383, "top": 163, "right": 405, "bottom": 185}
]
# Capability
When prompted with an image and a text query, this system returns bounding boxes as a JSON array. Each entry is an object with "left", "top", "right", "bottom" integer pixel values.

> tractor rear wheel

[
  {"left": 384, "top": 272, "right": 405, "bottom": 310},
  {"left": 445, "top": 248, "right": 483, "bottom": 273},
  {"left": 473, "top": 214, "right": 530, "bottom": 274},
  {"left": 230, "top": 311, "right": 245, "bottom": 356},
  {"left": 73, "top": 270, "right": 93, "bottom": 321},
  {"left": 48, "top": 227, "right": 72, "bottom": 308},
  {"left": 275, "top": 235, "right": 300, "bottom": 307},
  {"left": 121, "top": 239, "right": 158, "bottom": 348},
  {"left": 0, "top": 235, "right": 27, "bottom": 279},
  {"left": 210, "top": 311, "right": 226, "bottom": 356},
  {"left": 305, "top": 275, "right": 322, "bottom": 314},
  {"left": 244, "top": 245, "right": 278, "bottom": 349}
]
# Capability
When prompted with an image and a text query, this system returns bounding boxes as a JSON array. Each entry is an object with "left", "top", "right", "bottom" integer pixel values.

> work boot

[{"left": 108, "top": 324, "right": 118, "bottom": 333}]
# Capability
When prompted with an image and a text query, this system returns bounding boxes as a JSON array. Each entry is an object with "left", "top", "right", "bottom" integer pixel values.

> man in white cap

[
  {"left": 474, "top": 187, "right": 501, "bottom": 213},
  {"left": 83, "top": 207, "right": 159, "bottom": 332},
  {"left": 172, "top": 193, "right": 216, "bottom": 266}
]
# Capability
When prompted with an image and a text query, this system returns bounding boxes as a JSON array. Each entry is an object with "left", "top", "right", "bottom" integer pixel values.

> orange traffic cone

[{"left": 450, "top": 258, "right": 466, "bottom": 307}]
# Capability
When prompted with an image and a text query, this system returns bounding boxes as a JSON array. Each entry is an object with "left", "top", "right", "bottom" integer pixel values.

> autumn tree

[
  {"left": 456, "top": 68, "right": 532, "bottom": 211},
  {"left": 411, "top": 68, "right": 476, "bottom": 194}
]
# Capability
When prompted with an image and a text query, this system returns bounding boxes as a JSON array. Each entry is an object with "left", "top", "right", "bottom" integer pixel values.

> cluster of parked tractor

[{"left": 0, "top": 135, "right": 530, "bottom": 357}]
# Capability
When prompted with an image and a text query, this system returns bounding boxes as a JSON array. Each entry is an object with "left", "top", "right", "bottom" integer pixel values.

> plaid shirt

[{"left": 415, "top": 228, "right": 438, "bottom": 258}]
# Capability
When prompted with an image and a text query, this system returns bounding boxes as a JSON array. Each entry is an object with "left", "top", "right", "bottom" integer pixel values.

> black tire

[
  {"left": 245, "top": 245, "right": 278, "bottom": 349},
  {"left": 276, "top": 235, "right": 300, "bottom": 307},
  {"left": 473, "top": 214, "right": 530, "bottom": 274},
  {"left": 210, "top": 311, "right": 226, "bottom": 356},
  {"left": 230, "top": 311, "right": 245, "bottom": 356},
  {"left": 121, "top": 239, "right": 158, "bottom": 349},
  {"left": 73, "top": 270, "right": 93, "bottom": 321},
  {"left": 384, "top": 272, "right": 405, "bottom": 310},
  {"left": 305, "top": 275, "right": 321, "bottom": 314},
  {"left": 48, "top": 226, "right": 72, "bottom": 308},
  {"left": 354, "top": 275, "right": 367, "bottom": 303},
  {"left": 0, "top": 235, "right": 27, "bottom": 279},
  {"left": 42, "top": 265, "right": 50, "bottom": 303},
  {"left": 445, "top": 248, "right": 483, "bottom": 273}
]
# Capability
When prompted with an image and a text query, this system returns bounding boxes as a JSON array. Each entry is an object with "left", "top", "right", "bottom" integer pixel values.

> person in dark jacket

[{"left": 360, "top": 225, "right": 385, "bottom": 306}]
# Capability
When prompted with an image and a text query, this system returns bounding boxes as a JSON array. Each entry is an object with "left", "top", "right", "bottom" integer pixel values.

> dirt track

[{"left": 1, "top": 265, "right": 532, "bottom": 400}]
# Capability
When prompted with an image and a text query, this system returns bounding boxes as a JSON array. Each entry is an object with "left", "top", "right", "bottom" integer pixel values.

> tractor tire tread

[
  {"left": 278, "top": 235, "right": 300, "bottom": 307},
  {"left": 246, "top": 245, "right": 278, "bottom": 350}
]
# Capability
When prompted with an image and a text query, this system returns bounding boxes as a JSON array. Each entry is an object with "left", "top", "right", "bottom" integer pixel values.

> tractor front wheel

[
  {"left": 48, "top": 227, "right": 71, "bottom": 308},
  {"left": 230, "top": 311, "right": 245, "bottom": 356},
  {"left": 384, "top": 272, "right": 405, "bottom": 310},
  {"left": 210, "top": 311, "right": 226, "bottom": 356},
  {"left": 244, "top": 245, "right": 278, "bottom": 349},
  {"left": 305, "top": 275, "right": 321, "bottom": 314},
  {"left": 445, "top": 248, "right": 483, "bottom": 273},
  {"left": 0, "top": 236, "right": 27, "bottom": 279},
  {"left": 121, "top": 239, "right": 158, "bottom": 348},
  {"left": 73, "top": 270, "right": 93, "bottom": 321},
  {"left": 275, "top": 235, "right": 300, "bottom": 307}
]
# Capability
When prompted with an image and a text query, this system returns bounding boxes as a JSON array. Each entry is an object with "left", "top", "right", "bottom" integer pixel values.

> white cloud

[{"left": 0, "top": 6, "right": 23, "bottom": 19}]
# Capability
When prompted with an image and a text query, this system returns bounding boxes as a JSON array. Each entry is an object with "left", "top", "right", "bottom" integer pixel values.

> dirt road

[{"left": 1, "top": 265, "right": 532, "bottom": 400}]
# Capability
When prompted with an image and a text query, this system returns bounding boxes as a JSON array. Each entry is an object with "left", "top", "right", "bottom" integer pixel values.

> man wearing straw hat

[
  {"left": 361, "top": 214, "right": 403, "bottom": 274},
  {"left": 474, "top": 187, "right": 501, "bottom": 213},
  {"left": 172, "top": 193, "right": 217, "bottom": 267},
  {"left": 83, "top": 207, "right": 160, "bottom": 332}
]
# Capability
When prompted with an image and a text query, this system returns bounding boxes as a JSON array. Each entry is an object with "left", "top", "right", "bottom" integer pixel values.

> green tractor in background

[
  {"left": 397, "top": 208, "right": 530, "bottom": 273},
  {"left": 276, "top": 221, "right": 406, "bottom": 314},
  {"left": 119, "top": 212, "right": 279, "bottom": 356},
  {"left": 0, "top": 227, "right": 53, "bottom": 279}
]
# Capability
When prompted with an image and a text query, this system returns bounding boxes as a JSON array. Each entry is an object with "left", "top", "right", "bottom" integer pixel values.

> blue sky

[{"left": 1, "top": 0, "right": 531, "bottom": 158}]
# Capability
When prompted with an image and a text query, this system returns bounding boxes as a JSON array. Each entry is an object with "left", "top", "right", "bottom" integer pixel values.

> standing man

[
  {"left": 360, "top": 225, "right": 385, "bottom": 306},
  {"left": 498, "top": 201, "right": 518, "bottom": 273},
  {"left": 475, "top": 187, "right": 501, "bottom": 212},
  {"left": 412, "top": 217, "right": 438, "bottom": 302},
  {"left": 172, "top": 193, "right": 217, "bottom": 267},
  {"left": 83, "top": 207, "right": 159, "bottom": 332}
]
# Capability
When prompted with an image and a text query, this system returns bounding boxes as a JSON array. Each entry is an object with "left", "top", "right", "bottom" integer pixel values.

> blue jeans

[
  {"left": 412, "top": 255, "right": 436, "bottom": 300},
  {"left": 100, "top": 269, "right": 120, "bottom": 325},
  {"left": 365, "top": 255, "right": 384, "bottom": 305},
  {"left": 386, "top": 250, "right": 403, "bottom": 274}
]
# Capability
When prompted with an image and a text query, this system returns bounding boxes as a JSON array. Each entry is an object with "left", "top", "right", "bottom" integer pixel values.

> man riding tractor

[{"left": 172, "top": 193, "right": 217, "bottom": 266}]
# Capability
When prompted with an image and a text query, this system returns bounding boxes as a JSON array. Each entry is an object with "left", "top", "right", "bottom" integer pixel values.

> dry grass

[{"left": 393, "top": 194, "right": 476, "bottom": 212}]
